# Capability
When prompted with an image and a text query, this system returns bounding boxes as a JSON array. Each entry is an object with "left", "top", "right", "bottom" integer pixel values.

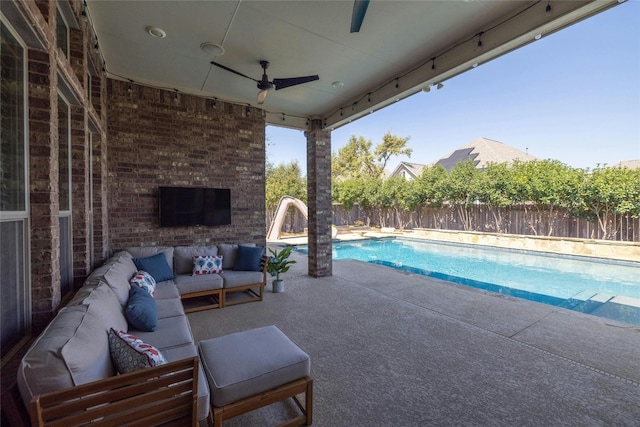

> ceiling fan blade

[
  {"left": 257, "top": 89, "right": 269, "bottom": 105},
  {"left": 273, "top": 75, "right": 319, "bottom": 90},
  {"left": 210, "top": 61, "right": 259, "bottom": 83},
  {"left": 350, "top": 0, "right": 370, "bottom": 33}
]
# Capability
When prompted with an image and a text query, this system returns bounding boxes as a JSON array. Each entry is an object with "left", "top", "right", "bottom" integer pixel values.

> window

[
  {"left": 56, "top": 7, "right": 69, "bottom": 57},
  {"left": 58, "top": 94, "right": 72, "bottom": 296},
  {"left": 1, "top": 18, "right": 30, "bottom": 356}
]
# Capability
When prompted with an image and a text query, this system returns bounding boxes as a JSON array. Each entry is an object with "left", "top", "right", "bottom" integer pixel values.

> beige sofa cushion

[
  {"left": 69, "top": 281, "right": 128, "bottom": 332},
  {"left": 174, "top": 245, "right": 218, "bottom": 275},
  {"left": 174, "top": 274, "right": 223, "bottom": 294},
  {"left": 83, "top": 251, "right": 132, "bottom": 288},
  {"left": 103, "top": 254, "right": 138, "bottom": 306},
  {"left": 130, "top": 315, "right": 194, "bottom": 351},
  {"left": 221, "top": 270, "right": 264, "bottom": 289},
  {"left": 17, "top": 304, "right": 114, "bottom": 406}
]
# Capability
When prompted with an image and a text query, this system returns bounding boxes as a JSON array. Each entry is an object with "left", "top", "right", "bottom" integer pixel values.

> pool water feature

[{"left": 295, "top": 238, "right": 640, "bottom": 326}]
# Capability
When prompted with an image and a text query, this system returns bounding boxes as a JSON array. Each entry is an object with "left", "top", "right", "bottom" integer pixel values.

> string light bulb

[
  {"left": 546, "top": 1, "right": 551, "bottom": 14},
  {"left": 477, "top": 32, "right": 484, "bottom": 48}
]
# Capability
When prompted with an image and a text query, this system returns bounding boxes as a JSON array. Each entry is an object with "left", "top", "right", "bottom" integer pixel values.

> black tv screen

[{"left": 159, "top": 187, "right": 231, "bottom": 227}]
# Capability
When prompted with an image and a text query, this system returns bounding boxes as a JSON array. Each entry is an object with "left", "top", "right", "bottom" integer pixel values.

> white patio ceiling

[{"left": 86, "top": 0, "right": 621, "bottom": 130}]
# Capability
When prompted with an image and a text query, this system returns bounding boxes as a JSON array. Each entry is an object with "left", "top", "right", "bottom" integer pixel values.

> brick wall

[
  {"left": 106, "top": 80, "right": 266, "bottom": 250},
  {"left": 305, "top": 119, "right": 332, "bottom": 277}
]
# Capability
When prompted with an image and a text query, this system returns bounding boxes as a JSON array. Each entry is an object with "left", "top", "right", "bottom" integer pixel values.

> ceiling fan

[
  {"left": 350, "top": 0, "right": 370, "bottom": 33},
  {"left": 210, "top": 60, "right": 319, "bottom": 105}
]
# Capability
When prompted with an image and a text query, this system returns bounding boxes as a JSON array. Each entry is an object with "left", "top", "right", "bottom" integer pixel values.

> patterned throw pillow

[
  {"left": 130, "top": 270, "right": 156, "bottom": 296},
  {"left": 108, "top": 328, "right": 167, "bottom": 374},
  {"left": 192, "top": 255, "right": 223, "bottom": 276}
]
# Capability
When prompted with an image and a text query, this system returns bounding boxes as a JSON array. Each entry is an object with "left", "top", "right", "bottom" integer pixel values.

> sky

[{"left": 266, "top": 1, "right": 640, "bottom": 176}]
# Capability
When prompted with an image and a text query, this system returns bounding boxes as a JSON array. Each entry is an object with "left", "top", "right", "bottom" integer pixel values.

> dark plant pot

[{"left": 272, "top": 279, "right": 284, "bottom": 293}]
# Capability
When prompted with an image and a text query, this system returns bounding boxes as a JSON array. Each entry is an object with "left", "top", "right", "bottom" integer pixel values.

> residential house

[
  {"left": 433, "top": 137, "right": 538, "bottom": 172},
  {"left": 0, "top": 0, "right": 623, "bottom": 400}
]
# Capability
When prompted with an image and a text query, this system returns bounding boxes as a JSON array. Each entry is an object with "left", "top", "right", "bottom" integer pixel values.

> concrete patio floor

[{"left": 188, "top": 248, "right": 640, "bottom": 426}]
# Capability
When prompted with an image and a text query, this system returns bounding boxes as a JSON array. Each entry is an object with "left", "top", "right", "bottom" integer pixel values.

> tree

[
  {"left": 570, "top": 165, "right": 640, "bottom": 239},
  {"left": 476, "top": 162, "right": 513, "bottom": 233},
  {"left": 332, "top": 132, "right": 411, "bottom": 180},
  {"left": 411, "top": 165, "right": 447, "bottom": 228},
  {"left": 374, "top": 132, "right": 412, "bottom": 172},
  {"left": 442, "top": 160, "right": 481, "bottom": 231},
  {"left": 332, "top": 135, "right": 376, "bottom": 180},
  {"left": 265, "top": 161, "right": 306, "bottom": 210},
  {"left": 509, "top": 159, "right": 578, "bottom": 235}
]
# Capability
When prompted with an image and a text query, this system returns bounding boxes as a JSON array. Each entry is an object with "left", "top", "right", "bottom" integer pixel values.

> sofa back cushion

[
  {"left": 83, "top": 251, "right": 132, "bottom": 288},
  {"left": 17, "top": 304, "right": 114, "bottom": 406},
  {"left": 103, "top": 253, "right": 138, "bottom": 306},
  {"left": 69, "top": 281, "right": 128, "bottom": 332},
  {"left": 174, "top": 245, "right": 218, "bottom": 275},
  {"left": 218, "top": 243, "right": 255, "bottom": 270}
]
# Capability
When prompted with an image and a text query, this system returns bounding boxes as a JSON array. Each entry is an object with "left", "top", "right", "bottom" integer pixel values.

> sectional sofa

[{"left": 17, "top": 243, "right": 267, "bottom": 425}]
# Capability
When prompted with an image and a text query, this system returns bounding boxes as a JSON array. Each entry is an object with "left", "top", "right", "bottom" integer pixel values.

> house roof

[
  {"left": 433, "top": 137, "right": 538, "bottom": 172},
  {"left": 613, "top": 160, "right": 640, "bottom": 169},
  {"left": 84, "top": 1, "right": 622, "bottom": 130},
  {"left": 389, "top": 161, "right": 427, "bottom": 179}
]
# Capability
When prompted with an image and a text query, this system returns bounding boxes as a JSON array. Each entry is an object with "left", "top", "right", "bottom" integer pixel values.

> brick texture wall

[
  {"left": 305, "top": 119, "right": 332, "bottom": 277},
  {"left": 107, "top": 80, "right": 266, "bottom": 250}
]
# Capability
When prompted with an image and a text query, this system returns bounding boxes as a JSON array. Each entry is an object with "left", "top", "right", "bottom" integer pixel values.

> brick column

[{"left": 305, "top": 120, "right": 332, "bottom": 277}]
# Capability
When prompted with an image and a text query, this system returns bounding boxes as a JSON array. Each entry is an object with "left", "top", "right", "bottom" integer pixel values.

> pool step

[
  {"left": 561, "top": 292, "right": 613, "bottom": 313},
  {"left": 562, "top": 292, "right": 640, "bottom": 325}
]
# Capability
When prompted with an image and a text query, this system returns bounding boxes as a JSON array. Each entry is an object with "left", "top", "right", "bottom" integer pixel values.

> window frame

[
  {"left": 0, "top": 15, "right": 32, "bottom": 358},
  {"left": 55, "top": 6, "right": 69, "bottom": 58}
]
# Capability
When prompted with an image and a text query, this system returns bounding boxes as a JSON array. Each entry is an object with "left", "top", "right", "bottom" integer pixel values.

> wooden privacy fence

[{"left": 266, "top": 204, "right": 640, "bottom": 242}]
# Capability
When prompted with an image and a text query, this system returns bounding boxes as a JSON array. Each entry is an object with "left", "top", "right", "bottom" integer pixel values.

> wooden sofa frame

[
  {"left": 29, "top": 357, "right": 200, "bottom": 427},
  {"left": 212, "top": 376, "right": 313, "bottom": 427},
  {"left": 220, "top": 255, "right": 268, "bottom": 308},
  {"left": 181, "top": 288, "right": 222, "bottom": 313}
]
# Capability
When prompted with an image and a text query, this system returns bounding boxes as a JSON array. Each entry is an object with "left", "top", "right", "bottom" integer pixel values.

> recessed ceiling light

[
  {"left": 534, "top": 33, "right": 542, "bottom": 40},
  {"left": 200, "top": 42, "right": 225, "bottom": 56},
  {"left": 332, "top": 81, "right": 344, "bottom": 88},
  {"left": 146, "top": 26, "right": 166, "bottom": 38}
]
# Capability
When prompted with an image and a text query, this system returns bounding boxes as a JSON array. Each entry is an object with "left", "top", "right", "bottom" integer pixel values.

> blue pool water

[{"left": 295, "top": 238, "right": 640, "bottom": 326}]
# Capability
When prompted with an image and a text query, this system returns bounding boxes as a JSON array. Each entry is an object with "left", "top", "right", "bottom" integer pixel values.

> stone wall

[{"left": 106, "top": 80, "right": 266, "bottom": 250}]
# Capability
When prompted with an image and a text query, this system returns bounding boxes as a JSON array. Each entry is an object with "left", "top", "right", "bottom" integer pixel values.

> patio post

[{"left": 305, "top": 119, "right": 332, "bottom": 277}]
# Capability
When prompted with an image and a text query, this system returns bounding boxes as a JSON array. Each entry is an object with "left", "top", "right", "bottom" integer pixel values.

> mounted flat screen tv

[{"left": 159, "top": 186, "right": 231, "bottom": 227}]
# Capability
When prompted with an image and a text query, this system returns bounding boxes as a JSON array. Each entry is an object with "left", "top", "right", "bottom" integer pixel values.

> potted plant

[{"left": 267, "top": 247, "right": 297, "bottom": 293}]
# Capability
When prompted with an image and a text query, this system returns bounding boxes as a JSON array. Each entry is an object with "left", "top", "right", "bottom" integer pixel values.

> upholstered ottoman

[{"left": 198, "top": 325, "right": 312, "bottom": 426}]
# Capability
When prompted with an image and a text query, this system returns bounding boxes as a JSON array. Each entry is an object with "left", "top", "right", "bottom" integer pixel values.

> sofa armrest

[
  {"left": 261, "top": 255, "right": 268, "bottom": 282},
  {"left": 30, "top": 357, "right": 200, "bottom": 427}
]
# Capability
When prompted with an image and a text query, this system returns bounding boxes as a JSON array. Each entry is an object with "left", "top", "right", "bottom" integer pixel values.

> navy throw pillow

[
  {"left": 233, "top": 245, "right": 264, "bottom": 271},
  {"left": 133, "top": 252, "right": 175, "bottom": 282},
  {"left": 126, "top": 285, "right": 157, "bottom": 332}
]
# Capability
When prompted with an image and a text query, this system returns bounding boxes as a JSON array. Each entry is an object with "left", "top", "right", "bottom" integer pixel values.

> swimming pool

[{"left": 295, "top": 238, "right": 640, "bottom": 326}]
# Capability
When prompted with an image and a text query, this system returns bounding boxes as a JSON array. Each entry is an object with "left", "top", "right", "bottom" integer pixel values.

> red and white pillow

[
  {"left": 192, "top": 255, "right": 223, "bottom": 275},
  {"left": 130, "top": 270, "right": 156, "bottom": 296},
  {"left": 108, "top": 328, "right": 167, "bottom": 374}
]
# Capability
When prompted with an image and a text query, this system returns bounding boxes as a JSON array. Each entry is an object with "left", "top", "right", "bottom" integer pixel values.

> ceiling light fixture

[
  {"left": 257, "top": 90, "right": 268, "bottom": 105},
  {"left": 436, "top": 82, "right": 444, "bottom": 90},
  {"left": 146, "top": 26, "right": 166, "bottom": 38},
  {"left": 422, "top": 85, "right": 431, "bottom": 93},
  {"left": 534, "top": 33, "right": 542, "bottom": 40},
  {"left": 200, "top": 42, "right": 225, "bottom": 56},
  {"left": 332, "top": 81, "right": 344, "bottom": 88}
]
